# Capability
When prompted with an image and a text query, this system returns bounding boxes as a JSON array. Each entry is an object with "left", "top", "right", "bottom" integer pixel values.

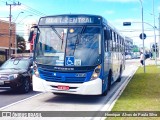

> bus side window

[
  {"left": 119, "top": 37, "right": 122, "bottom": 52},
  {"left": 104, "top": 29, "right": 110, "bottom": 52},
  {"left": 104, "top": 30, "right": 108, "bottom": 52},
  {"left": 122, "top": 39, "right": 125, "bottom": 52},
  {"left": 115, "top": 34, "right": 117, "bottom": 52},
  {"left": 104, "top": 30, "right": 107, "bottom": 52},
  {"left": 108, "top": 30, "right": 113, "bottom": 52},
  {"left": 104, "top": 29, "right": 110, "bottom": 38},
  {"left": 111, "top": 31, "right": 114, "bottom": 52},
  {"left": 113, "top": 32, "right": 116, "bottom": 52},
  {"left": 117, "top": 35, "right": 119, "bottom": 52},
  {"left": 120, "top": 37, "right": 123, "bottom": 52}
]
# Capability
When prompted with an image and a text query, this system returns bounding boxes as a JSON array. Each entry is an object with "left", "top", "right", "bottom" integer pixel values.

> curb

[{"left": 98, "top": 66, "right": 138, "bottom": 120}]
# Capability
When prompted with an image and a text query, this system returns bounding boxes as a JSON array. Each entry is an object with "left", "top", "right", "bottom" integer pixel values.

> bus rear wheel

[{"left": 117, "top": 66, "right": 122, "bottom": 82}]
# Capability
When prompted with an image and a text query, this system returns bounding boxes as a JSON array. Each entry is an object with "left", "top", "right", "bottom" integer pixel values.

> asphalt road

[
  {"left": 0, "top": 59, "right": 139, "bottom": 120},
  {"left": 0, "top": 88, "right": 40, "bottom": 108}
]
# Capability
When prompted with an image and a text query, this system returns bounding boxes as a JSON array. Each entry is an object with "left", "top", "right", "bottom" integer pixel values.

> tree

[
  {"left": 16, "top": 35, "right": 26, "bottom": 53},
  {"left": 132, "top": 45, "right": 139, "bottom": 52}
]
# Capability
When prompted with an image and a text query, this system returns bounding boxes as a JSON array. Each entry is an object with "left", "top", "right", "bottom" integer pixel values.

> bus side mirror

[
  {"left": 28, "top": 30, "right": 34, "bottom": 42},
  {"left": 28, "top": 25, "right": 39, "bottom": 42}
]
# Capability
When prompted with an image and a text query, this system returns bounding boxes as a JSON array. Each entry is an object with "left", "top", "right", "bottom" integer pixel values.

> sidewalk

[{"left": 144, "top": 58, "right": 160, "bottom": 66}]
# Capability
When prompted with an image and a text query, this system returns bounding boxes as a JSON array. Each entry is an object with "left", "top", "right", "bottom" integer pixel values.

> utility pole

[
  {"left": 159, "top": 13, "right": 160, "bottom": 59},
  {"left": 139, "top": 0, "right": 145, "bottom": 73},
  {"left": 6, "top": 1, "right": 21, "bottom": 58},
  {"left": 153, "top": 0, "right": 157, "bottom": 65}
]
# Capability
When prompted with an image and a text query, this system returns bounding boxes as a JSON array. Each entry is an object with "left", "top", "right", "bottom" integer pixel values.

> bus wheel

[
  {"left": 102, "top": 72, "right": 112, "bottom": 96},
  {"left": 117, "top": 67, "right": 122, "bottom": 82}
]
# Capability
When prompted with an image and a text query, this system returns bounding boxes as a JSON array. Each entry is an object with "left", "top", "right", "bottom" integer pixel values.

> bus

[{"left": 29, "top": 14, "right": 125, "bottom": 96}]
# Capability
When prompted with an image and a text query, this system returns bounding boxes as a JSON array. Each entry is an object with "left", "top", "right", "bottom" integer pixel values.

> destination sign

[
  {"left": 39, "top": 15, "right": 101, "bottom": 25},
  {"left": 46, "top": 17, "right": 93, "bottom": 24}
]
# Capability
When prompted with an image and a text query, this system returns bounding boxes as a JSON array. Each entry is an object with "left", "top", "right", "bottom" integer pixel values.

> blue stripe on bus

[{"left": 38, "top": 68, "right": 93, "bottom": 83}]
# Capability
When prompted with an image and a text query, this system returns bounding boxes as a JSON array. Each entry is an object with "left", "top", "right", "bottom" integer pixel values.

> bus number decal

[{"left": 74, "top": 59, "right": 81, "bottom": 66}]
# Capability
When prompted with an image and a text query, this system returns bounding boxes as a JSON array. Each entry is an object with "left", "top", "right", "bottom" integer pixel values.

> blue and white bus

[{"left": 30, "top": 14, "right": 125, "bottom": 96}]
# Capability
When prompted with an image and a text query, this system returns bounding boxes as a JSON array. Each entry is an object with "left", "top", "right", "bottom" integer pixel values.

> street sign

[
  {"left": 139, "top": 33, "right": 146, "bottom": 40},
  {"left": 123, "top": 22, "right": 131, "bottom": 26}
]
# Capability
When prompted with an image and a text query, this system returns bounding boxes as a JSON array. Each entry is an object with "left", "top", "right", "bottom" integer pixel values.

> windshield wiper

[
  {"left": 51, "top": 27, "right": 64, "bottom": 49},
  {"left": 73, "top": 26, "right": 86, "bottom": 55}
]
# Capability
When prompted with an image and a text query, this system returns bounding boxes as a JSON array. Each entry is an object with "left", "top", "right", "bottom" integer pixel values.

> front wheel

[
  {"left": 19, "top": 78, "right": 30, "bottom": 93},
  {"left": 101, "top": 72, "right": 112, "bottom": 96}
]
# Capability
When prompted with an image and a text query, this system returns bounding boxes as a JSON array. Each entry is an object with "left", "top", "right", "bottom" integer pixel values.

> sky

[{"left": 0, "top": 0, "right": 160, "bottom": 49}]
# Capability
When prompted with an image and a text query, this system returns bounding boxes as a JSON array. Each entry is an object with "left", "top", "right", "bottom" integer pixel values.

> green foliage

[
  {"left": 132, "top": 45, "right": 139, "bottom": 52},
  {"left": 16, "top": 35, "right": 26, "bottom": 53},
  {"left": 107, "top": 66, "right": 160, "bottom": 120}
]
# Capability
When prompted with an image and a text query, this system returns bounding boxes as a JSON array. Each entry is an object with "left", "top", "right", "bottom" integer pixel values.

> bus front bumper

[{"left": 33, "top": 75, "right": 102, "bottom": 95}]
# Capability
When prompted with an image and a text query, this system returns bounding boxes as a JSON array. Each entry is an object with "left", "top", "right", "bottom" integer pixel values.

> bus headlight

[{"left": 91, "top": 65, "right": 101, "bottom": 80}]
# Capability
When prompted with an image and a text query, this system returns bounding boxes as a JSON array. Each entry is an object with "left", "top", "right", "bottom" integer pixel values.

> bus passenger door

[
  {"left": 103, "top": 28, "right": 111, "bottom": 93},
  {"left": 112, "top": 33, "right": 119, "bottom": 82},
  {"left": 103, "top": 29, "right": 111, "bottom": 75}
]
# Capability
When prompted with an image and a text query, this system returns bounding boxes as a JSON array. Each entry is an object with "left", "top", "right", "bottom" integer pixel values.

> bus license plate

[
  {"left": 58, "top": 85, "right": 69, "bottom": 91},
  {"left": 0, "top": 81, "right": 4, "bottom": 85}
]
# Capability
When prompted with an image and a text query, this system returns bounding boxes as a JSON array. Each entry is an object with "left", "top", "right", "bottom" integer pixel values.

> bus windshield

[{"left": 35, "top": 26, "right": 101, "bottom": 66}]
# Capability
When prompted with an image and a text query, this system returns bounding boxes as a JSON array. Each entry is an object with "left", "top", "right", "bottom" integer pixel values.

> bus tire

[
  {"left": 101, "top": 71, "right": 112, "bottom": 96},
  {"left": 117, "top": 66, "right": 122, "bottom": 82}
]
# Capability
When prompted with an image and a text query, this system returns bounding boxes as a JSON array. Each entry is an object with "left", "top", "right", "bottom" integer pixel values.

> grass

[{"left": 106, "top": 65, "right": 160, "bottom": 120}]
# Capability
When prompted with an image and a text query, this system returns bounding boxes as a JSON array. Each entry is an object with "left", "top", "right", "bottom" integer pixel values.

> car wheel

[
  {"left": 53, "top": 93, "right": 62, "bottom": 95},
  {"left": 19, "top": 78, "right": 30, "bottom": 93}
]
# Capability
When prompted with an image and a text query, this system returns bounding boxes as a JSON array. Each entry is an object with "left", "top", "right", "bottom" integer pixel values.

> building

[{"left": 0, "top": 19, "right": 16, "bottom": 64}]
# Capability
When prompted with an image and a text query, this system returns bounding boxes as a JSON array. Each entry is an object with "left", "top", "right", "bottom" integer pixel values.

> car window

[{"left": 1, "top": 58, "right": 31, "bottom": 69}]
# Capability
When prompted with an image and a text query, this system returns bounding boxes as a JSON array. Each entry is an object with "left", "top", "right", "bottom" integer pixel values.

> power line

[
  {"left": 8, "top": 0, "right": 46, "bottom": 17},
  {"left": 1, "top": 0, "right": 46, "bottom": 24},
  {"left": 21, "top": 4, "right": 46, "bottom": 16}
]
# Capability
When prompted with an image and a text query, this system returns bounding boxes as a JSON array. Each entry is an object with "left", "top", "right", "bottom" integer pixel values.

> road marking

[{"left": 0, "top": 92, "right": 44, "bottom": 110}]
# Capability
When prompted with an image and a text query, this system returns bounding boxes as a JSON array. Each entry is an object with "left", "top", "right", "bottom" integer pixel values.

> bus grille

[{"left": 38, "top": 69, "right": 89, "bottom": 83}]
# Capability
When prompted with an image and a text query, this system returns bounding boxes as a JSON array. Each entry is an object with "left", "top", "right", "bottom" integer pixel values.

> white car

[{"left": 125, "top": 55, "right": 132, "bottom": 59}]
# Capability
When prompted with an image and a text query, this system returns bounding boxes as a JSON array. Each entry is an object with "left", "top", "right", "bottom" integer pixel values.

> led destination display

[{"left": 39, "top": 15, "right": 101, "bottom": 25}]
